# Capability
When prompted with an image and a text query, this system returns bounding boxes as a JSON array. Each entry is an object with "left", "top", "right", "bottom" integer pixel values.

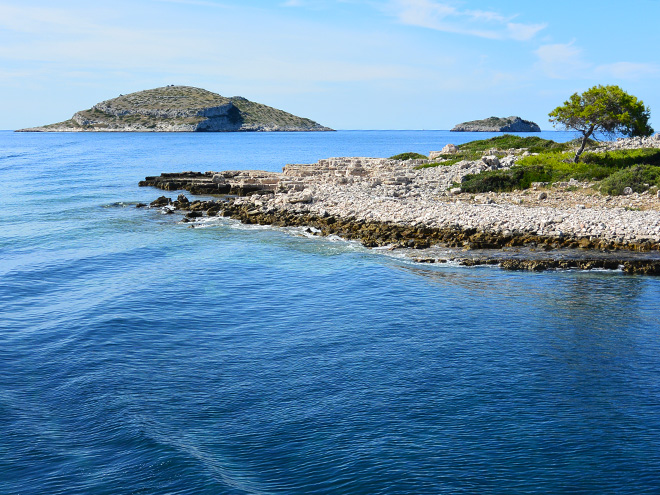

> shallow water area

[
  {"left": 414, "top": 243, "right": 660, "bottom": 262},
  {"left": 2, "top": 131, "right": 660, "bottom": 494},
  {"left": 180, "top": 210, "right": 660, "bottom": 267}
]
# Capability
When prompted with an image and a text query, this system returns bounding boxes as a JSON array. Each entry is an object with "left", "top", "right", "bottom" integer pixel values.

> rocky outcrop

[
  {"left": 17, "top": 86, "right": 333, "bottom": 132},
  {"left": 451, "top": 116, "right": 541, "bottom": 132},
  {"left": 139, "top": 170, "right": 283, "bottom": 196},
  {"left": 138, "top": 136, "right": 660, "bottom": 274},
  {"left": 594, "top": 133, "right": 660, "bottom": 151},
  {"left": 139, "top": 150, "right": 660, "bottom": 251}
]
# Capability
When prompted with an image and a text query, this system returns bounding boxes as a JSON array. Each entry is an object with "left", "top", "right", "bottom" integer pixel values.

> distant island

[
  {"left": 451, "top": 116, "right": 541, "bottom": 132},
  {"left": 17, "top": 86, "right": 333, "bottom": 132}
]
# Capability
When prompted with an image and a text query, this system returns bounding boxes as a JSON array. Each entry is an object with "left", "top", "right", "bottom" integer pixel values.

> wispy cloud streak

[
  {"left": 534, "top": 42, "right": 660, "bottom": 81},
  {"left": 387, "top": 0, "right": 546, "bottom": 41},
  {"left": 534, "top": 42, "right": 585, "bottom": 79},
  {"left": 595, "top": 62, "right": 660, "bottom": 80}
]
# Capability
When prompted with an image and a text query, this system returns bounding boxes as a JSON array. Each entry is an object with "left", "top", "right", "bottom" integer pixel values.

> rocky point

[{"left": 139, "top": 134, "right": 660, "bottom": 275}]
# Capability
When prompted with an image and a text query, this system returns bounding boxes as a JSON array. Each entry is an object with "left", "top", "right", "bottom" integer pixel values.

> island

[
  {"left": 451, "top": 116, "right": 541, "bottom": 132},
  {"left": 17, "top": 85, "right": 333, "bottom": 132},
  {"left": 138, "top": 133, "right": 660, "bottom": 275}
]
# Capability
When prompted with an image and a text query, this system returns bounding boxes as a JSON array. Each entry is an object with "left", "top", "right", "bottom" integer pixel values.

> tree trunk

[{"left": 574, "top": 126, "right": 595, "bottom": 163}]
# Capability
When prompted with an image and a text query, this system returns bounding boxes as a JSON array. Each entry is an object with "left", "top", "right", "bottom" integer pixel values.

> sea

[{"left": 1, "top": 130, "right": 660, "bottom": 494}]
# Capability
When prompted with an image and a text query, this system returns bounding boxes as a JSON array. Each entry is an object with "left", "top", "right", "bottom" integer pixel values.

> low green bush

[
  {"left": 517, "top": 152, "right": 614, "bottom": 182},
  {"left": 599, "top": 166, "right": 660, "bottom": 195},
  {"left": 581, "top": 148, "right": 660, "bottom": 168},
  {"left": 421, "top": 135, "right": 582, "bottom": 170},
  {"left": 416, "top": 157, "right": 464, "bottom": 169},
  {"left": 457, "top": 134, "right": 576, "bottom": 154},
  {"left": 507, "top": 148, "right": 660, "bottom": 194},
  {"left": 430, "top": 136, "right": 659, "bottom": 194},
  {"left": 460, "top": 165, "right": 553, "bottom": 193},
  {"left": 390, "top": 152, "right": 428, "bottom": 160}
]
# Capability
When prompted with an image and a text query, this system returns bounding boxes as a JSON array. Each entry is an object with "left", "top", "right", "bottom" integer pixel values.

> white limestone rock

[{"left": 482, "top": 155, "right": 501, "bottom": 168}]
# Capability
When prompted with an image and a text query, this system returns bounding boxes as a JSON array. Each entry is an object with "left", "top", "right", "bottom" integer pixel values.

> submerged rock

[{"left": 150, "top": 196, "right": 171, "bottom": 207}]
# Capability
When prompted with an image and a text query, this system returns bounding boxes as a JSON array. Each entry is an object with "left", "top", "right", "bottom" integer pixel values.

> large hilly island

[
  {"left": 451, "top": 116, "right": 541, "bottom": 132},
  {"left": 18, "top": 86, "right": 333, "bottom": 132}
]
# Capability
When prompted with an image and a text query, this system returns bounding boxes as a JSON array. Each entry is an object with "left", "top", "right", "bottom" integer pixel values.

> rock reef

[
  {"left": 139, "top": 134, "right": 660, "bottom": 275},
  {"left": 451, "top": 116, "right": 541, "bottom": 132},
  {"left": 18, "top": 86, "right": 333, "bottom": 132}
]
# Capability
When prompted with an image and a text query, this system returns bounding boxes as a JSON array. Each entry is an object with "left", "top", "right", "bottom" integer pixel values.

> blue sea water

[{"left": 1, "top": 130, "right": 660, "bottom": 494}]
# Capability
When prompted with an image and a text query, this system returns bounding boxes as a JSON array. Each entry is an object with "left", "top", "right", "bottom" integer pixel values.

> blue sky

[{"left": 1, "top": 0, "right": 658, "bottom": 130}]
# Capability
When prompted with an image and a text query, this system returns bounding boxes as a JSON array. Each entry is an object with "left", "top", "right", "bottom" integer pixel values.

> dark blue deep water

[{"left": 1, "top": 130, "right": 660, "bottom": 494}]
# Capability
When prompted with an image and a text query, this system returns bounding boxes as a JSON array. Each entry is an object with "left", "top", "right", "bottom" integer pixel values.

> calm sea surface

[{"left": 1, "top": 130, "right": 660, "bottom": 494}]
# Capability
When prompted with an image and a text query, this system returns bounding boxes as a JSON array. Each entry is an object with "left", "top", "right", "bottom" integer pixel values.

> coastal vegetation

[
  {"left": 414, "top": 86, "right": 657, "bottom": 196},
  {"left": 549, "top": 85, "right": 653, "bottom": 162},
  {"left": 457, "top": 134, "right": 573, "bottom": 155},
  {"left": 402, "top": 132, "right": 660, "bottom": 196},
  {"left": 459, "top": 147, "right": 660, "bottom": 194},
  {"left": 598, "top": 164, "right": 660, "bottom": 196},
  {"left": 416, "top": 135, "right": 582, "bottom": 169},
  {"left": 390, "top": 152, "right": 428, "bottom": 160}
]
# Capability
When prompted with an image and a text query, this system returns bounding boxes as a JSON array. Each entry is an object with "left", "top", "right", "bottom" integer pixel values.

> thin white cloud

[
  {"left": 534, "top": 41, "right": 586, "bottom": 79},
  {"left": 151, "top": 0, "right": 232, "bottom": 7},
  {"left": 595, "top": 62, "right": 660, "bottom": 80},
  {"left": 0, "top": 4, "right": 93, "bottom": 34},
  {"left": 0, "top": 2, "right": 427, "bottom": 87},
  {"left": 463, "top": 9, "right": 508, "bottom": 23},
  {"left": 534, "top": 42, "right": 660, "bottom": 82},
  {"left": 387, "top": 0, "right": 546, "bottom": 41},
  {"left": 507, "top": 22, "right": 546, "bottom": 42},
  {"left": 278, "top": 0, "right": 348, "bottom": 8}
]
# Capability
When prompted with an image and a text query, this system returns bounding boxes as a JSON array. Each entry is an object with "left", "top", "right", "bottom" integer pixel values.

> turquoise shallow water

[{"left": 1, "top": 130, "right": 660, "bottom": 494}]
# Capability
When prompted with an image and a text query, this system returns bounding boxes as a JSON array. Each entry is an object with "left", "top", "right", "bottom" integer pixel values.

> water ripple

[{"left": 1, "top": 131, "right": 660, "bottom": 494}]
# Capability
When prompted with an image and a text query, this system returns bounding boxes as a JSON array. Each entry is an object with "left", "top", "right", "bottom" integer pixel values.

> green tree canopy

[{"left": 549, "top": 85, "right": 653, "bottom": 162}]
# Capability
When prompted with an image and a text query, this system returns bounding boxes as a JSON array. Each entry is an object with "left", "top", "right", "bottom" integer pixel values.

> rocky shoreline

[
  {"left": 139, "top": 135, "right": 660, "bottom": 275},
  {"left": 141, "top": 193, "right": 660, "bottom": 275}
]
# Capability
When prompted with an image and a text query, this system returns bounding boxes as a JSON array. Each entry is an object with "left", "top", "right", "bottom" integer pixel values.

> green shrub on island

[
  {"left": 460, "top": 165, "right": 552, "bottom": 193},
  {"left": 390, "top": 152, "right": 428, "bottom": 160},
  {"left": 580, "top": 148, "right": 660, "bottom": 168},
  {"left": 417, "top": 135, "right": 591, "bottom": 170},
  {"left": 439, "top": 86, "right": 656, "bottom": 195},
  {"left": 457, "top": 134, "right": 572, "bottom": 155},
  {"left": 599, "top": 166, "right": 660, "bottom": 196},
  {"left": 519, "top": 148, "right": 660, "bottom": 185},
  {"left": 517, "top": 152, "right": 616, "bottom": 182},
  {"left": 416, "top": 157, "right": 465, "bottom": 168},
  {"left": 458, "top": 148, "right": 660, "bottom": 195},
  {"left": 549, "top": 84, "right": 653, "bottom": 163}
]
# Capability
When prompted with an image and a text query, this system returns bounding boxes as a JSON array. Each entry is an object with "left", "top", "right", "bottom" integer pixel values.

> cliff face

[
  {"left": 451, "top": 116, "right": 541, "bottom": 132},
  {"left": 18, "top": 86, "right": 333, "bottom": 132}
]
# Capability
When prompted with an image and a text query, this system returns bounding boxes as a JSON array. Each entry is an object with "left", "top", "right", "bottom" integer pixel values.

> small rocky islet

[
  {"left": 451, "top": 116, "right": 541, "bottom": 132},
  {"left": 139, "top": 134, "right": 660, "bottom": 275},
  {"left": 17, "top": 85, "right": 333, "bottom": 132}
]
